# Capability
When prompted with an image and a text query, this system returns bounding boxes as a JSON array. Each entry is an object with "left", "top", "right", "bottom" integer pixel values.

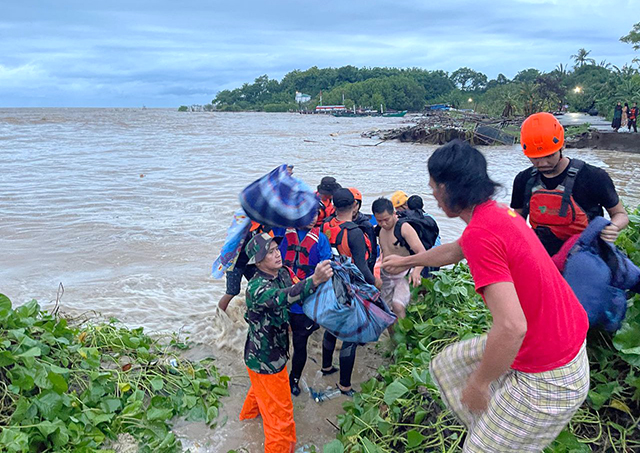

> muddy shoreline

[
  {"left": 566, "top": 130, "right": 640, "bottom": 152},
  {"left": 171, "top": 301, "right": 392, "bottom": 452}
]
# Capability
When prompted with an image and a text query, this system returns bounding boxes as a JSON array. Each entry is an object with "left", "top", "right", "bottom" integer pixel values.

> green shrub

[{"left": 263, "top": 103, "right": 297, "bottom": 112}]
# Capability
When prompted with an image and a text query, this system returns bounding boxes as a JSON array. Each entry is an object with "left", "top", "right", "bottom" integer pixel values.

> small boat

[{"left": 382, "top": 110, "right": 407, "bottom": 117}]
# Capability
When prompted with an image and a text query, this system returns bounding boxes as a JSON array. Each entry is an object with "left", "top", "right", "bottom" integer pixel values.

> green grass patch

[{"left": 565, "top": 123, "right": 592, "bottom": 138}]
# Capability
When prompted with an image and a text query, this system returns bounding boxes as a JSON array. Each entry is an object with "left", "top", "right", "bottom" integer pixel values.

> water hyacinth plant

[
  {"left": 327, "top": 208, "right": 640, "bottom": 452},
  {"left": 0, "top": 296, "right": 229, "bottom": 453}
]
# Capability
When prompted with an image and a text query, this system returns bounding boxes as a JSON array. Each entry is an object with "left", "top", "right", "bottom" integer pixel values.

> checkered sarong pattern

[{"left": 430, "top": 335, "right": 589, "bottom": 452}]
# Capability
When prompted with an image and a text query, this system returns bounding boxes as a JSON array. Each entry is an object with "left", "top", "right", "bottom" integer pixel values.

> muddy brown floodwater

[{"left": 1, "top": 109, "right": 639, "bottom": 452}]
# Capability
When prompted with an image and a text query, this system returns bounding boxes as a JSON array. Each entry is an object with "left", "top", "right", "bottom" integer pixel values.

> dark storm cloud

[{"left": 0, "top": 0, "right": 637, "bottom": 106}]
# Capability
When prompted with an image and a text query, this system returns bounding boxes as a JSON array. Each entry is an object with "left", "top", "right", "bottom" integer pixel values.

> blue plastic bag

[
  {"left": 303, "top": 257, "right": 397, "bottom": 343},
  {"left": 240, "top": 164, "right": 319, "bottom": 229}
]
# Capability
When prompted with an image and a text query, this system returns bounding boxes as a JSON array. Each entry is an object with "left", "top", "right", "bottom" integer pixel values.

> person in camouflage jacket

[{"left": 239, "top": 232, "right": 333, "bottom": 453}]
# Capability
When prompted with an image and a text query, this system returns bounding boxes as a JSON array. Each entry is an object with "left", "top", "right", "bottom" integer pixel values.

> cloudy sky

[{"left": 1, "top": 0, "right": 638, "bottom": 107}]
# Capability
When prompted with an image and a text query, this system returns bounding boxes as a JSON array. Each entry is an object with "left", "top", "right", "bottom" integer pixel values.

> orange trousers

[{"left": 239, "top": 366, "right": 296, "bottom": 453}]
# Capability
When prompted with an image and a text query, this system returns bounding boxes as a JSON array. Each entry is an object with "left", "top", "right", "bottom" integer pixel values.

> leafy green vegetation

[
  {"left": 212, "top": 24, "right": 640, "bottom": 118},
  {"left": 564, "top": 123, "right": 592, "bottom": 138},
  {"left": 263, "top": 103, "right": 298, "bottom": 112},
  {"left": 213, "top": 61, "right": 640, "bottom": 120},
  {"left": 327, "top": 265, "right": 488, "bottom": 452},
  {"left": 0, "top": 295, "right": 229, "bottom": 452},
  {"left": 326, "top": 209, "right": 640, "bottom": 452}
]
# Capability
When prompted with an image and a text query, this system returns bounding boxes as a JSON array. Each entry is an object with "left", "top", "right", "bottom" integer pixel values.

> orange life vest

[
  {"left": 316, "top": 198, "right": 336, "bottom": 227},
  {"left": 322, "top": 217, "right": 371, "bottom": 260},
  {"left": 283, "top": 227, "right": 320, "bottom": 279},
  {"left": 523, "top": 159, "right": 589, "bottom": 254}
]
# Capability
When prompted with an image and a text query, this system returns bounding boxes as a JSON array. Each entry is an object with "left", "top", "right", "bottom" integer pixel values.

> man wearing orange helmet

[{"left": 511, "top": 112, "right": 628, "bottom": 256}]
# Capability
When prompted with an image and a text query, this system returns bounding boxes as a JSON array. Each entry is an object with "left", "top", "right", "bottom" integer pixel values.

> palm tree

[
  {"left": 615, "top": 79, "right": 640, "bottom": 101},
  {"left": 555, "top": 63, "right": 569, "bottom": 76},
  {"left": 518, "top": 83, "right": 543, "bottom": 116},
  {"left": 599, "top": 60, "right": 612, "bottom": 69},
  {"left": 570, "top": 48, "right": 596, "bottom": 68}
]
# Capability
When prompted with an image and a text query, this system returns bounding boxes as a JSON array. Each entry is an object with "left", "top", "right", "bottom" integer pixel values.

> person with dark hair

[
  {"left": 511, "top": 112, "right": 628, "bottom": 256},
  {"left": 316, "top": 176, "right": 341, "bottom": 226},
  {"left": 622, "top": 102, "right": 629, "bottom": 129},
  {"left": 239, "top": 233, "right": 333, "bottom": 453},
  {"left": 612, "top": 102, "right": 623, "bottom": 132},
  {"left": 629, "top": 102, "right": 639, "bottom": 133},
  {"left": 407, "top": 195, "right": 442, "bottom": 248},
  {"left": 349, "top": 187, "right": 378, "bottom": 272},
  {"left": 321, "top": 188, "right": 381, "bottom": 397},
  {"left": 372, "top": 197, "right": 425, "bottom": 319},
  {"left": 407, "top": 195, "right": 442, "bottom": 278},
  {"left": 382, "top": 139, "right": 589, "bottom": 452}
]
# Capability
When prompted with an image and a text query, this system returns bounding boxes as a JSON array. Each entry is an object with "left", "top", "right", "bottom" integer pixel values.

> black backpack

[{"left": 393, "top": 210, "right": 439, "bottom": 255}]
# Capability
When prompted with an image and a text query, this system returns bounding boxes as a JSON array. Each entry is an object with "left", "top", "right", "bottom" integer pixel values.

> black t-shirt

[
  {"left": 346, "top": 227, "right": 376, "bottom": 285},
  {"left": 353, "top": 212, "right": 378, "bottom": 271},
  {"left": 511, "top": 159, "right": 619, "bottom": 219}
]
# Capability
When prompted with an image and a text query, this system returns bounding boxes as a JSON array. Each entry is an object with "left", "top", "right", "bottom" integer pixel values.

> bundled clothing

[{"left": 240, "top": 164, "right": 319, "bottom": 229}]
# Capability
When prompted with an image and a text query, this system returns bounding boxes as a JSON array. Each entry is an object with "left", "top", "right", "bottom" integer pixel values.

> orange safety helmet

[
  {"left": 520, "top": 112, "right": 565, "bottom": 158},
  {"left": 348, "top": 187, "right": 362, "bottom": 202}
]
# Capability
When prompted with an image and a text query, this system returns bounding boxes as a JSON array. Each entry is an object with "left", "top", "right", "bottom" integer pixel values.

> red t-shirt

[{"left": 459, "top": 200, "right": 588, "bottom": 373}]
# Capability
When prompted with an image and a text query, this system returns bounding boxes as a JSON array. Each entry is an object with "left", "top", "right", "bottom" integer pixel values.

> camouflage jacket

[{"left": 244, "top": 267, "right": 316, "bottom": 374}]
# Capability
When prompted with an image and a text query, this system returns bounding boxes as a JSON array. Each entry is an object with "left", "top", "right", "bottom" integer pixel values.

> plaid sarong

[
  {"left": 430, "top": 335, "right": 589, "bottom": 452},
  {"left": 240, "top": 164, "right": 319, "bottom": 229}
]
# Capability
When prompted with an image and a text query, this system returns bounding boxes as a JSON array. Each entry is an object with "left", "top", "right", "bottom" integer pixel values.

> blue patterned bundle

[
  {"left": 240, "top": 164, "right": 319, "bottom": 228},
  {"left": 303, "top": 257, "right": 397, "bottom": 343}
]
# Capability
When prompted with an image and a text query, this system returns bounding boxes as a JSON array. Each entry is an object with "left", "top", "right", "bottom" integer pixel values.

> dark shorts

[
  {"left": 421, "top": 266, "right": 440, "bottom": 279},
  {"left": 225, "top": 264, "right": 257, "bottom": 296},
  {"left": 289, "top": 312, "right": 319, "bottom": 338}
]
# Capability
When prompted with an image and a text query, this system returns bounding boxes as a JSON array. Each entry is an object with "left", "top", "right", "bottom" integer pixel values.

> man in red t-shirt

[{"left": 383, "top": 140, "right": 589, "bottom": 452}]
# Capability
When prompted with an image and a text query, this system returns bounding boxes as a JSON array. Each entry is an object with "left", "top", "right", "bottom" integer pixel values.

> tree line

[{"left": 210, "top": 23, "right": 640, "bottom": 119}]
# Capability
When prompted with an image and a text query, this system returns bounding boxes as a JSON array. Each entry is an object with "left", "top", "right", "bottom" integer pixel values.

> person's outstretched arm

[{"left": 382, "top": 241, "right": 464, "bottom": 274}]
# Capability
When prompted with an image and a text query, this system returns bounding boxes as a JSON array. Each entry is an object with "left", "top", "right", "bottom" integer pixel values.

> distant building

[
  {"left": 295, "top": 91, "right": 312, "bottom": 103},
  {"left": 315, "top": 105, "right": 347, "bottom": 113}
]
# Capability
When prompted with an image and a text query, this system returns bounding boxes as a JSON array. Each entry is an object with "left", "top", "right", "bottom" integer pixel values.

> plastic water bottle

[
  {"left": 314, "top": 388, "right": 342, "bottom": 403},
  {"left": 299, "top": 378, "right": 310, "bottom": 395}
]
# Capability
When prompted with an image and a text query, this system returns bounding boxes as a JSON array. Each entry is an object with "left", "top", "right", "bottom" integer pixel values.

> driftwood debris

[{"left": 362, "top": 111, "right": 524, "bottom": 146}]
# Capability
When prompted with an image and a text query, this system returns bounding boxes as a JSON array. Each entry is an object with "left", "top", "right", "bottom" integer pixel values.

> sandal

[
  {"left": 337, "top": 384, "right": 355, "bottom": 397},
  {"left": 321, "top": 366, "right": 339, "bottom": 376}
]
